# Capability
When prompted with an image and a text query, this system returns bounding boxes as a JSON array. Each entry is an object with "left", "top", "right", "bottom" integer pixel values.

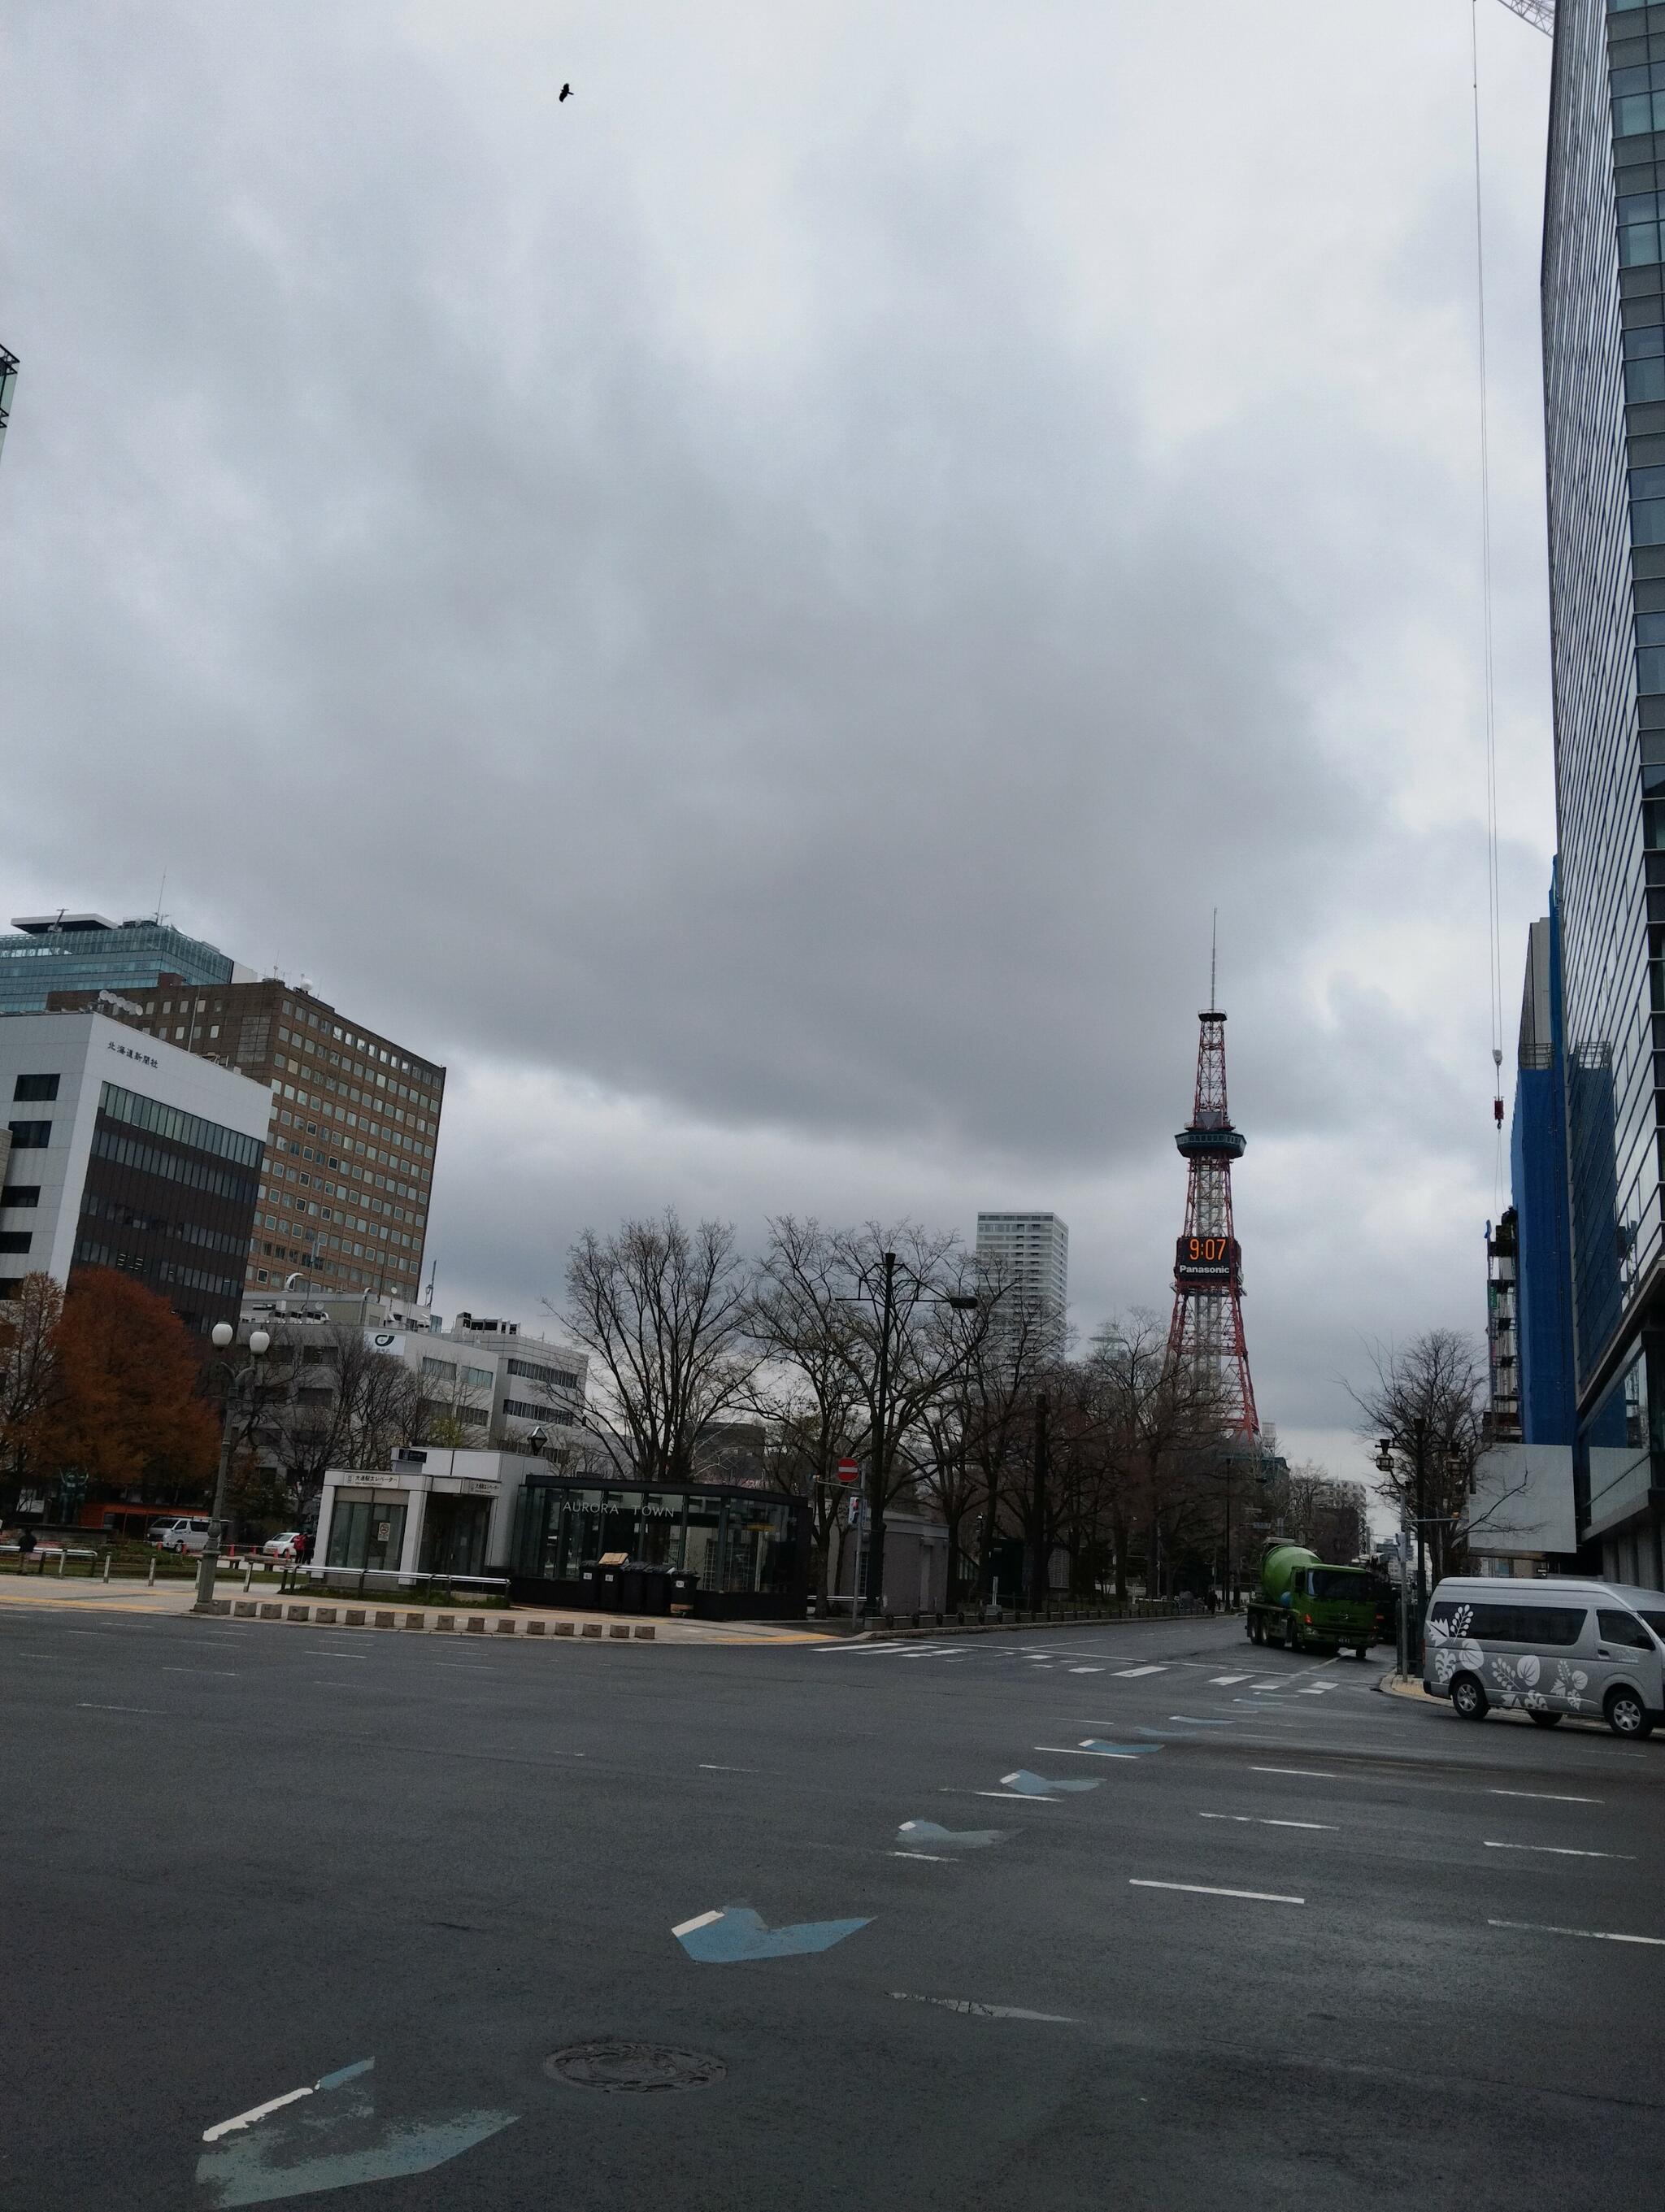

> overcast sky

[{"left": 0, "top": 3, "right": 1557, "bottom": 1505}]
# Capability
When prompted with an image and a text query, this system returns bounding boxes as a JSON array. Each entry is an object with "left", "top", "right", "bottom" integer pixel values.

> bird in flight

[{"left": 559, "top": 82, "right": 572, "bottom": 102}]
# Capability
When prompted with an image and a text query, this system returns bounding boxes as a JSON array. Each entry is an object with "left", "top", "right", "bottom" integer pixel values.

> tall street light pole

[
  {"left": 1028, "top": 1390, "right": 1050, "bottom": 1612},
  {"left": 193, "top": 1322, "right": 271, "bottom": 1614}
]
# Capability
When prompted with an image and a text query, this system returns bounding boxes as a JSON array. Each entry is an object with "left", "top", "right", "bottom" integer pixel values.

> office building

[
  {"left": 54, "top": 971, "right": 446, "bottom": 1306},
  {"left": 1485, "top": 1210, "right": 1521, "bottom": 1443},
  {"left": 1510, "top": 897, "right": 1577, "bottom": 1444},
  {"left": 0, "top": 912, "right": 246, "bottom": 1017},
  {"left": 0, "top": 1011, "right": 269, "bottom": 1333},
  {"left": 1541, "top": 0, "right": 1665, "bottom": 1585},
  {"left": 975, "top": 1212, "right": 1068, "bottom": 1349},
  {"left": 238, "top": 1290, "right": 587, "bottom": 1456}
]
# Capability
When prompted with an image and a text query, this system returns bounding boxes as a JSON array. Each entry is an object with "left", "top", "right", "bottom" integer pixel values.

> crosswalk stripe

[
  {"left": 1114, "top": 1665, "right": 1165, "bottom": 1678},
  {"left": 1210, "top": 1673, "right": 1250, "bottom": 1685}
]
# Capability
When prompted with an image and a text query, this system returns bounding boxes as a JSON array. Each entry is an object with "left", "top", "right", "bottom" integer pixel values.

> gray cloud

[{"left": 0, "top": 2, "right": 1559, "bottom": 1492}]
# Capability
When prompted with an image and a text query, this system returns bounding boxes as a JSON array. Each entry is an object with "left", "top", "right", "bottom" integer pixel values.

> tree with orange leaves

[{"left": 32, "top": 1268, "right": 219, "bottom": 1502}]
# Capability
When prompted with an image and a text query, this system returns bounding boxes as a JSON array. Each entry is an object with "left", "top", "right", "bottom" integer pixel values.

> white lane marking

[
  {"left": 889, "top": 1992, "right": 1076, "bottom": 2022},
  {"left": 1297, "top": 1686, "right": 1335, "bottom": 1697},
  {"left": 202, "top": 2084, "right": 314, "bottom": 2142},
  {"left": 958, "top": 1789, "right": 1059, "bottom": 1802},
  {"left": 1490, "top": 1788, "right": 1602, "bottom": 1806},
  {"left": 163, "top": 1667, "right": 238, "bottom": 1676},
  {"left": 1211, "top": 1674, "right": 1251, "bottom": 1685},
  {"left": 699, "top": 1763, "right": 758, "bottom": 1773},
  {"left": 1198, "top": 1814, "right": 1337, "bottom": 1831},
  {"left": 1130, "top": 1880, "right": 1304, "bottom": 1906},
  {"left": 1484, "top": 1840, "right": 1635, "bottom": 1861},
  {"left": 1114, "top": 1666, "right": 1165, "bottom": 1678},
  {"left": 1489, "top": 1918, "right": 1665, "bottom": 1947},
  {"left": 891, "top": 1851, "right": 949, "bottom": 1862},
  {"left": 1067, "top": 1667, "right": 1104, "bottom": 1675},
  {"left": 672, "top": 1910, "right": 724, "bottom": 1938},
  {"left": 1028, "top": 1744, "right": 1145, "bottom": 1759},
  {"left": 77, "top": 1702, "right": 164, "bottom": 1715},
  {"left": 1250, "top": 1766, "right": 1335, "bottom": 1780}
]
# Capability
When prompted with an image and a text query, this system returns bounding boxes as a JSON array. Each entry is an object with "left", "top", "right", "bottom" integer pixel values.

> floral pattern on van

[{"left": 1556, "top": 1660, "right": 1589, "bottom": 1711}]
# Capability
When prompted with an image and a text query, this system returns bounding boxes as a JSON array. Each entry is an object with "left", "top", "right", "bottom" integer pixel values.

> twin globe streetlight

[{"left": 192, "top": 1321, "right": 272, "bottom": 1613}]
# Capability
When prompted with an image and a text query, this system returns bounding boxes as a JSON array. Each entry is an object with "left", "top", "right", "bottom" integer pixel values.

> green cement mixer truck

[{"left": 1245, "top": 1541, "right": 1376, "bottom": 1658}]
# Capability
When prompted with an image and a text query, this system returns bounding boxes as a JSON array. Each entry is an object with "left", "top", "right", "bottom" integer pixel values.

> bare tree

[
  {"left": 825, "top": 1222, "right": 984, "bottom": 1615},
  {"left": 562, "top": 1208, "right": 755, "bottom": 1484},
  {"left": 1087, "top": 1311, "right": 1232, "bottom": 1599},
  {"left": 1348, "top": 1329, "right": 1489, "bottom": 1591},
  {"left": 743, "top": 1218, "right": 867, "bottom": 1608},
  {"left": 250, "top": 1324, "right": 417, "bottom": 1525}
]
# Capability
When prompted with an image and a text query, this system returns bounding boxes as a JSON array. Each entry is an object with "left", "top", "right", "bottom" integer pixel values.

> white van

[
  {"left": 149, "top": 1516, "right": 211, "bottom": 1555},
  {"left": 1424, "top": 1576, "right": 1665, "bottom": 1738}
]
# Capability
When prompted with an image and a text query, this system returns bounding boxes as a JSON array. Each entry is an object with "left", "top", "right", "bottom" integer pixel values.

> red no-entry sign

[{"left": 836, "top": 1458, "right": 859, "bottom": 1484}]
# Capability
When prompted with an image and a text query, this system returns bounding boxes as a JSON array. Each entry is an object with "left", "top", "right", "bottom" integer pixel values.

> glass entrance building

[{"left": 511, "top": 1475, "right": 809, "bottom": 1619}]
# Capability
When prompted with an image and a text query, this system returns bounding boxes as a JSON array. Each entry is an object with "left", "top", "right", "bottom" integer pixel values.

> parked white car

[
  {"left": 261, "top": 1532, "right": 304, "bottom": 1558},
  {"left": 1425, "top": 1575, "right": 1665, "bottom": 1738},
  {"left": 150, "top": 1517, "right": 211, "bottom": 1555}
]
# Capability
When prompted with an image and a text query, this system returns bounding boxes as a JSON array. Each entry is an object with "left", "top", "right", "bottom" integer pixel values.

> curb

[
  {"left": 201, "top": 1599, "right": 655, "bottom": 1641},
  {"left": 1376, "top": 1671, "right": 1439, "bottom": 1706},
  {"left": 842, "top": 1608, "right": 1242, "bottom": 1647}
]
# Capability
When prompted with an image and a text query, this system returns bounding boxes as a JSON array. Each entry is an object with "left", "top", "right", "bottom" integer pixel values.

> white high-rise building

[{"left": 975, "top": 1212, "right": 1068, "bottom": 1350}]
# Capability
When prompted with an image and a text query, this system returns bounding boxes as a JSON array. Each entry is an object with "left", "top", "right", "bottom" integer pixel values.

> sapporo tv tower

[{"left": 1166, "top": 940, "right": 1259, "bottom": 1441}]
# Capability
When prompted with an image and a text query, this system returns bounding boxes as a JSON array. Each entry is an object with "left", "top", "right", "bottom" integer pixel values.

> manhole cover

[{"left": 544, "top": 2040, "right": 727, "bottom": 2093}]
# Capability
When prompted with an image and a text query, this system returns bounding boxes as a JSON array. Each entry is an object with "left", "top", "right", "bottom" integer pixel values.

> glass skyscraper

[
  {"left": 0, "top": 915, "right": 237, "bottom": 1016},
  {"left": 1543, "top": 0, "right": 1665, "bottom": 1582}
]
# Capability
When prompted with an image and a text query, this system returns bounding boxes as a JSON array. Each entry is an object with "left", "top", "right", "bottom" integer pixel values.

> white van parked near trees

[{"left": 1424, "top": 1577, "right": 1665, "bottom": 1739}]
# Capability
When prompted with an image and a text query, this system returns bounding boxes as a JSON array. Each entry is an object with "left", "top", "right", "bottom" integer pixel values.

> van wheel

[
  {"left": 1528, "top": 1710, "right": 1562, "bottom": 1728},
  {"left": 1604, "top": 1686, "right": 1654, "bottom": 1739},
  {"left": 1450, "top": 1673, "right": 1489, "bottom": 1720}
]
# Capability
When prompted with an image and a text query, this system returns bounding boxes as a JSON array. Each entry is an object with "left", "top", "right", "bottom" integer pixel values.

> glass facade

[
  {"left": 0, "top": 918, "right": 233, "bottom": 1016},
  {"left": 1545, "top": 2, "right": 1665, "bottom": 1578},
  {"left": 511, "top": 1477, "right": 805, "bottom": 1606}
]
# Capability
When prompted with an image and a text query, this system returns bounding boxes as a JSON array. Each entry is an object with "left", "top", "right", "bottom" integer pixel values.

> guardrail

[{"left": 277, "top": 1563, "right": 511, "bottom": 1605}]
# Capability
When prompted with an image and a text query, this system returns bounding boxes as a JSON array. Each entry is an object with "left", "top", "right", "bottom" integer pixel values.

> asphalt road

[{"left": 3, "top": 1606, "right": 1663, "bottom": 2211}]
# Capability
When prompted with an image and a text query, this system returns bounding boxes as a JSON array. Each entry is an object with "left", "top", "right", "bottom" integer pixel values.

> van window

[
  {"left": 1638, "top": 1610, "right": 1665, "bottom": 1645},
  {"left": 1598, "top": 1609, "right": 1655, "bottom": 1651},
  {"left": 1441, "top": 1601, "right": 1588, "bottom": 1646}
]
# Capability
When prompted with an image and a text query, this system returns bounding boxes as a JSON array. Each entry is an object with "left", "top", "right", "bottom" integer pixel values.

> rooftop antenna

[
  {"left": 1209, "top": 909, "right": 1219, "bottom": 1015},
  {"left": 154, "top": 869, "right": 168, "bottom": 927},
  {"left": 423, "top": 1256, "right": 437, "bottom": 1310}
]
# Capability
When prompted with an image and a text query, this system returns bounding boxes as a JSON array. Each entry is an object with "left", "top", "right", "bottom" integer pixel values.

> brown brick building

[{"left": 51, "top": 976, "right": 445, "bottom": 1302}]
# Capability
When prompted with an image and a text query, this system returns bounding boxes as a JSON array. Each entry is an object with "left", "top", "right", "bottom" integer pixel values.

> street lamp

[
  {"left": 193, "top": 1322, "right": 272, "bottom": 1612},
  {"left": 846, "top": 1250, "right": 979, "bottom": 1623}
]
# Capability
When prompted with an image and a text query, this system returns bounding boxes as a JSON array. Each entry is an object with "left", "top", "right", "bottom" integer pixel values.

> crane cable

[{"left": 1471, "top": 0, "right": 1506, "bottom": 1206}]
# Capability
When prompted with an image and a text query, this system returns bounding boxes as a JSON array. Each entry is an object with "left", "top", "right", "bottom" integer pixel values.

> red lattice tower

[{"left": 1166, "top": 1001, "right": 1259, "bottom": 1440}]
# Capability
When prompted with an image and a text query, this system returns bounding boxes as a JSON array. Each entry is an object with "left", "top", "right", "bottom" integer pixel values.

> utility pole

[
  {"left": 1223, "top": 1452, "right": 1233, "bottom": 1609},
  {"left": 1028, "top": 1390, "right": 1050, "bottom": 1612},
  {"left": 862, "top": 1250, "right": 896, "bottom": 1622},
  {"left": 1413, "top": 1414, "right": 1428, "bottom": 1665}
]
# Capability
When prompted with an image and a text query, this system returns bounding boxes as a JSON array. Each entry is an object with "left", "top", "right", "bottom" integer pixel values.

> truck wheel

[
  {"left": 1283, "top": 1618, "right": 1298, "bottom": 1653},
  {"left": 1246, "top": 1614, "right": 1259, "bottom": 1643},
  {"left": 1450, "top": 1673, "right": 1488, "bottom": 1721},
  {"left": 1604, "top": 1686, "right": 1654, "bottom": 1739},
  {"left": 1353, "top": 1646, "right": 1369, "bottom": 1662}
]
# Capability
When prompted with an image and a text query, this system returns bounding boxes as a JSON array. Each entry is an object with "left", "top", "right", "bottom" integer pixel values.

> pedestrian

[
  {"left": 17, "top": 1524, "right": 37, "bottom": 1573},
  {"left": 1205, "top": 1586, "right": 1218, "bottom": 1616},
  {"left": 293, "top": 1530, "right": 311, "bottom": 1567}
]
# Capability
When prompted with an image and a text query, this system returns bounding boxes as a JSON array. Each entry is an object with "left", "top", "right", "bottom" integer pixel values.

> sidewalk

[{"left": 0, "top": 1576, "right": 828, "bottom": 1646}]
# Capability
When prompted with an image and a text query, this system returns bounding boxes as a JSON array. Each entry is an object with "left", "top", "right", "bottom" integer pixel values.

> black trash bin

[
  {"left": 619, "top": 1566, "right": 648, "bottom": 1614},
  {"left": 669, "top": 1570, "right": 699, "bottom": 1616},
  {"left": 639, "top": 1567, "right": 674, "bottom": 1616},
  {"left": 583, "top": 1565, "right": 624, "bottom": 1612}
]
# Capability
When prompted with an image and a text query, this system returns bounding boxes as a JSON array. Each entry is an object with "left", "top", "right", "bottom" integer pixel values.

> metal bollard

[
  {"left": 148, "top": 1555, "right": 157, "bottom": 1586},
  {"left": 56, "top": 1549, "right": 65, "bottom": 1577},
  {"left": 102, "top": 1553, "right": 111, "bottom": 1583},
  {"left": 244, "top": 1558, "right": 254, "bottom": 1592}
]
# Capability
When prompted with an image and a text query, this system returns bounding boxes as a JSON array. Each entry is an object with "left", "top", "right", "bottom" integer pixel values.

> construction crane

[{"left": 1496, "top": 0, "right": 1553, "bottom": 29}]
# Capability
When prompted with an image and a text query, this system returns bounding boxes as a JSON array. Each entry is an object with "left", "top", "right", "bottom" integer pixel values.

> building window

[
  {"left": 0, "top": 1232, "right": 31, "bottom": 1254},
  {"left": 12, "top": 1073, "right": 59, "bottom": 1102},
  {"left": 1, "top": 1186, "right": 40, "bottom": 1206},
  {"left": 7, "top": 1122, "right": 50, "bottom": 1149}
]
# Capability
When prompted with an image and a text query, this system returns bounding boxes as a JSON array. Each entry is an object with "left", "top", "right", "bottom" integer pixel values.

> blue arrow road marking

[
  {"left": 998, "top": 1770, "right": 1102, "bottom": 1796},
  {"left": 673, "top": 1907, "right": 871, "bottom": 1962},
  {"left": 898, "top": 1821, "right": 1008, "bottom": 1848}
]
